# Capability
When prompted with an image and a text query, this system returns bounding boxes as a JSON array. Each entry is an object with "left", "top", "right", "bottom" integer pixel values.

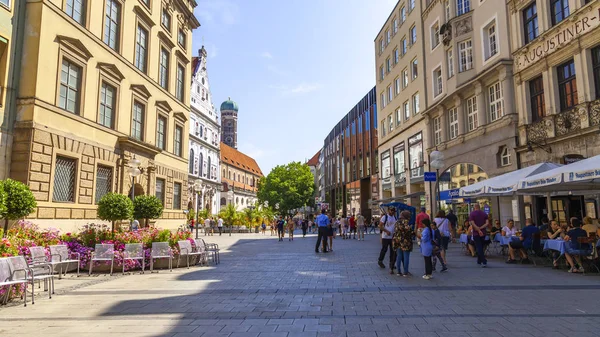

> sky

[{"left": 192, "top": 0, "right": 396, "bottom": 175}]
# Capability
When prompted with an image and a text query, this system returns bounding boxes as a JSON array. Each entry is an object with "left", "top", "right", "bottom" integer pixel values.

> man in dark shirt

[
  {"left": 506, "top": 218, "right": 539, "bottom": 264},
  {"left": 277, "top": 216, "right": 285, "bottom": 242},
  {"left": 564, "top": 218, "right": 591, "bottom": 273},
  {"left": 469, "top": 204, "right": 489, "bottom": 267},
  {"left": 446, "top": 210, "right": 458, "bottom": 239}
]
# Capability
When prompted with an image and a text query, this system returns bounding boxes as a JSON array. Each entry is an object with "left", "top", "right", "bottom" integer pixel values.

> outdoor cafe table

[
  {"left": 544, "top": 239, "right": 566, "bottom": 255},
  {"left": 494, "top": 233, "right": 519, "bottom": 246},
  {"left": 459, "top": 234, "right": 469, "bottom": 244}
]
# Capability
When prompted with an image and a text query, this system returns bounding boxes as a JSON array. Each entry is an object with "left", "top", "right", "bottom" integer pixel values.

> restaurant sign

[
  {"left": 567, "top": 169, "right": 600, "bottom": 182},
  {"left": 515, "top": 6, "right": 600, "bottom": 72}
]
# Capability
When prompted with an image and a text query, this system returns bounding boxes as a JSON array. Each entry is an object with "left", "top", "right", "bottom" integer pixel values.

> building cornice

[{"left": 190, "top": 136, "right": 220, "bottom": 152}]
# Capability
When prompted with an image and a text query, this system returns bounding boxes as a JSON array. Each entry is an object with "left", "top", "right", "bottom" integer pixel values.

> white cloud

[
  {"left": 261, "top": 52, "right": 273, "bottom": 59},
  {"left": 288, "top": 83, "right": 323, "bottom": 94},
  {"left": 197, "top": 0, "right": 240, "bottom": 25}
]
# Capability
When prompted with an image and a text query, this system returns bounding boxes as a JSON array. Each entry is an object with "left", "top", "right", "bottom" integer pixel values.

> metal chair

[
  {"left": 7, "top": 256, "right": 54, "bottom": 305},
  {"left": 195, "top": 238, "right": 219, "bottom": 264},
  {"left": 577, "top": 237, "right": 599, "bottom": 274},
  {"left": 0, "top": 258, "right": 29, "bottom": 306},
  {"left": 122, "top": 243, "right": 145, "bottom": 275},
  {"left": 150, "top": 242, "right": 172, "bottom": 272},
  {"left": 177, "top": 240, "right": 206, "bottom": 268},
  {"left": 49, "top": 245, "right": 81, "bottom": 277},
  {"left": 89, "top": 244, "right": 115, "bottom": 276}
]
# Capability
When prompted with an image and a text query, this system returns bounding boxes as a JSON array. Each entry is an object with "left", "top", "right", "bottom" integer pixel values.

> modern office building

[
  {"left": 10, "top": 0, "right": 199, "bottom": 230},
  {"left": 220, "top": 98, "right": 238, "bottom": 149},
  {"left": 323, "top": 87, "right": 378, "bottom": 219},
  {"left": 375, "top": 0, "right": 429, "bottom": 209},
  {"left": 509, "top": 0, "right": 600, "bottom": 222},
  {"left": 219, "top": 143, "right": 263, "bottom": 211},
  {"left": 188, "top": 46, "right": 221, "bottom": 215},
  {"left": 422, "top": 0, "right": 518, "bottom": 222},
  {"left": 0, "top": 0, "right": 26, "bottom": 179}
]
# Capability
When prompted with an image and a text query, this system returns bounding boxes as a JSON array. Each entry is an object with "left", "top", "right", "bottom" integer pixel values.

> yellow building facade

[{"left": 11, "top": 0, "right": 199, "bottom": 231}]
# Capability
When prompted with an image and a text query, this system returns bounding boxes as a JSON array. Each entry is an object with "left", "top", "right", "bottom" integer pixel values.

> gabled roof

[
  {"left": 306, "top": 150, "right": 320, "bottom": 167},
  {"left": 220, "top": 142, "right": 263, "bottom": 176}
]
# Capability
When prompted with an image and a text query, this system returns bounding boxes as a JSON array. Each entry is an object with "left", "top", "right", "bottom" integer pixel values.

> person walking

[
  {"left": 369, "top": 217, "right": 377, "bottom": 234},
  {"left": 261, "top": 222, "right": 266, "bottom": 235},
  {"left": 419, "top": 219, "right": 434, "bottom": 279},
  {"left": 393, "top": 210, "right": 414, "bottom": 277},
  {"left": 356, "top": 213, "right": 365, "bottom": 241},
  {"left": 433, "top": 210, "right": 452, "bottom": 265},
  {"left": 378, "top": 207, "right": 397, "bottom": 274},
  {"left": 277, "top": 216, "right": 285, "bottom": 242},
  {"left": 315, "top": 210, "right": 330, "bottom": 253},
  {"left": 302, "top": 219, "right": 308, "bottom": 237},
  {"left": 204, "top": 217, "right": 212, "bottom": 236},
  {"left": 416, "top": 207, "right": 430, "bottom": 230},
  {"left": 446, "top": 209, "right": 458, "bottom": 241},
  {"left": 288, "top": 217, "right": 295, "bottom": 241},
  {"left": 431, "top": 221, "right": 448, "bottom": 272},
  {"left": 349, "top": 214, "right": 357, "bottom": 239},
  {"left": 217, "top": 217, "right": 223, "bottom": 236},
  {"left": 327, "top": 216, "right": 335, "bottom": 251},
  {"left": 469, "top": 204, "right": 489, "bottom": 267}
]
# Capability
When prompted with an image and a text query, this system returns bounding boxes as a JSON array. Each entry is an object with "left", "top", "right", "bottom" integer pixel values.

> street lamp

[
  {"left": 227, "top": 189, "right": 234, "bottom": 236},
  {"left": 193, "top": 180, "right": 202, "bottom": 239},
  {"left": 430, "top": 150, "right": 445, "bottom": 213}
]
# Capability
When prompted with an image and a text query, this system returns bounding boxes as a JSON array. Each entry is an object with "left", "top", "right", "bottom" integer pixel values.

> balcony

[
  {"left": 410, "top": 166, "right": 424, "bottom": 180},
  {"left": 394, "top": 172, "right": 406, "bottom": 186},
  {"left": 524, "top": 100, "right": 600, "bottom": 145}
]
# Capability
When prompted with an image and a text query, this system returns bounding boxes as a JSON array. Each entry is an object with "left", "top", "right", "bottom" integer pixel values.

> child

[{"left": 431, "top": 221, "right": 448, "bottom": 272}]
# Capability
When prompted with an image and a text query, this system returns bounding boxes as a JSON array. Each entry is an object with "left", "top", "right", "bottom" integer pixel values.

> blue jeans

[
  {"left": 395, "top": 249, "right": 410, "bottom": 274},
  {"left": 473, "top": 235, "right": 487, "bottom": 265}
]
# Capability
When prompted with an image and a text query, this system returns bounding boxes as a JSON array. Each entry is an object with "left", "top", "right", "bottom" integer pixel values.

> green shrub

[
  {"left": 0, "top": 179, "right": 37, "bottom": 237},
  {"left": 133, "top": 195, "right": 163, "bottom": 227},
  {"left": 97, "top": 193, "right": 133, "bottom": 232}
]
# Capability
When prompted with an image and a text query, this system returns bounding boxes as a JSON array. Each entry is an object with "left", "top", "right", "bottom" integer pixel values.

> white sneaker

[{"left": 423, "top": 275, "right": 432, "bottom": 280}]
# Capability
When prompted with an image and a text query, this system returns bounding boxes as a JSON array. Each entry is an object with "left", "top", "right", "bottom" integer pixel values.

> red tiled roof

[
  {"left": 220, "top": 142, "right": 264, "bottom": 176},
  {"left": 306, "top": 150, "right": 320, "bottom": 167}
]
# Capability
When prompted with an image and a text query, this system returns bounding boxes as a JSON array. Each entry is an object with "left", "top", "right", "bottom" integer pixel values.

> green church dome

[{"left": 220, "top": 97, "right": 238, "bottom": 112}]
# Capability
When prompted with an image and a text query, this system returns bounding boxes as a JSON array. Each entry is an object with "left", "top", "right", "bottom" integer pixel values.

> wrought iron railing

[{"left": 525, "top": 99, "right": 600, "bottom": 144}]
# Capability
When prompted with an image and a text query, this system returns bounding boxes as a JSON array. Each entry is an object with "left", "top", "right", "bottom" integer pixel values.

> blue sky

[{"left": 192, "top": 0, "right": 396, "bottom": 174}]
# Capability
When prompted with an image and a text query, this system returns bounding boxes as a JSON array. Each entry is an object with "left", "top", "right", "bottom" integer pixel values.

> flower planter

[{"left": 82, "top": 254, "right": 203, "bottom": 273}]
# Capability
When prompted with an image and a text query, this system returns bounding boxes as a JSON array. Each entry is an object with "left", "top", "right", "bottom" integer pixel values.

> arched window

[
  {"left": 228, "top": 171, "right": 231, "bottom": 179},
  {"left": 198, "top": 153, "right": 204, "bottom": 177},
  {"left": 207, "top": 156, "right": 212, "bottom": 179},
  {"left": 236, "top": 197, "right": 239, "bottom": 204},
  {"left": 189, "top": 149, "right": 194, "bottom": 174},
  {"left": 223, "top": 169, "right": 226, "bottom": 178}
]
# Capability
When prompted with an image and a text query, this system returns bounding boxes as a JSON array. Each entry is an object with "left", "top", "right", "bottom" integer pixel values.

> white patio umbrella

[
  {"left": 459, "top": 162, "right": 562, "bottom": 197},
  {"left": 517, "top": 154, "right": 600, "bottom": 194}
]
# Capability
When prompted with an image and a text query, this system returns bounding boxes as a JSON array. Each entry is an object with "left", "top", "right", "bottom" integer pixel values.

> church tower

[{"left": 220, "top": 98, "right": 238, "bottom": 149}]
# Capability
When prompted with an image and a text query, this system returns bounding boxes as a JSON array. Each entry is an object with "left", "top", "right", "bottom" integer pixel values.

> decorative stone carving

[
  {"left": 454, "top": 16, "right": 472, "bottom": 37},
  {"left": 555, "top": 107, "right": 581, "bottom": 137},
  {"left": 526, "top": 119, "right": 551, "bottom": 144},
  {"left": 589, "top": 99, "right": 600, "bottom": 127}
]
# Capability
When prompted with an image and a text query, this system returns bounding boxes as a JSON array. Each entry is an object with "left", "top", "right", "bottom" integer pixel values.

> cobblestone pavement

[{"left": 1, "top": 231, "right": 600, "bottom": 337}]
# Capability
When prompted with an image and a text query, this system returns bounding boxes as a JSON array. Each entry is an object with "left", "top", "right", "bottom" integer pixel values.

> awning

[
  {"left": 517, "top": 154, "right": 600, "bottom": 194},
  {"left": 459, "top": 162, "right": 562, "bottom": 197},
  {"left": 368, "top": 191, "right": 425, "bottom": 206}
]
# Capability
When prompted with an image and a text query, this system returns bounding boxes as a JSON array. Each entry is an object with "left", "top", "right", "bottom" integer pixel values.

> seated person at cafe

[
  {"left": 457, "top": 220, "right": 469, "bottom": 236},
  {"left": 466, "top": 224, "right": 476, "bottom": 257},
  {"left": 501, "top": 219, "right": 518, "bottom": 237},
  {"left": 490, "top": 220, "right": 502, "bottom": 238},
  {"left": 539, "top": 217, "right": 550, "bottom": 231},
  {"left": 547, "top": 220, "right": 564, "bottom": 269},
  {"left": 582, "top": 216, "right": 599, "bottom": 237},
  {"left": 564, "top": 218, "right": 592, "bottom": 273},
  {"left": 506, "top": 218, "right": 539, "bottom": 264}
]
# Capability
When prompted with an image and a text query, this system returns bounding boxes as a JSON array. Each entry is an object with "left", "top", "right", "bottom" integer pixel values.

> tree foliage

[
  {"left": 218, "top": 203, "right": 238, "bottom": 228},
  {"left": 1, "top": 179, "right": 37, "bottom": 237},
  {"left": 97, "top": 193, "right": 133, "bottom": 231},
  {"left": 257, "top": 162, "right": 314, "bottom": 215},
  {"left": 133, "top": 195, "right": 163, "bottom": 227}
]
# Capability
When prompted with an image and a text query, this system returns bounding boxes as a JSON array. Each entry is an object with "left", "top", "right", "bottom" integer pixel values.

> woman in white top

[
  {"left": 501, "top": 219, "right": 518, "bottom": 237},
  {"left": 433, "top": 210, "right": 451, "bottom": 263}
]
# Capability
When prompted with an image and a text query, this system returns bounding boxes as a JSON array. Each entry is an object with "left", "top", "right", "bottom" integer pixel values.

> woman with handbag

[
  {"left": 433, "top": 210, "right": 452, "bottom": 265},
  {"left": 419, "top": 218, "right": 434, "bottom": 280}
]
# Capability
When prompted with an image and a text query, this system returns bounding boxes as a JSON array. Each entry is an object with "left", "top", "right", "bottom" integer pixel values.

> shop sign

[
  {"left": 568, "top": 169, "right": 600, "bottom": 182},
  {"left": 515, "top": 6, "right": 600, "bottom": 72},
  {"left": 563, "top": 154, "right": 585, "bottom": 165}
]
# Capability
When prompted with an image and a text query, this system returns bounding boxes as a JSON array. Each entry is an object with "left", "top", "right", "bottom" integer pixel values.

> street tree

[
  {"left": 257, "top": 161, "right": 314, "bottom": 215},
  {"left": 0, "top": 179, "right": 37, "bottom": 237},
  {"left": 97, "top": 193, "right": 133, "bottom": 232},
  {"left": 133, "top": 195, "right": 163, "bottom": 227}
]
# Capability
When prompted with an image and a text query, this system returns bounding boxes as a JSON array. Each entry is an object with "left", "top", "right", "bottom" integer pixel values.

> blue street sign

[
  {"left": 439, "top": 188, "right": 460, "bottom": 200},
  {"left": 424, "top": 172, "right": 437, "bottom": 182}
]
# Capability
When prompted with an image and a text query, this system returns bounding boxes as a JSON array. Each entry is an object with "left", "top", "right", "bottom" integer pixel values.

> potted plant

[
  {"left": 0, "top": 179, "right": 37, "bottom": 237},
  {"left": 97, "top": 193, "right": 133, "bottom": 233},
  {"left": 133, "top": 195, "right": 164, "bottom": 227}
]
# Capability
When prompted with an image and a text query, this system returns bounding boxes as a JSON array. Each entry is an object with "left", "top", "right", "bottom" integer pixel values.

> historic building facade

[
  {"left": 219, "top": 143, "right": 263, "bottom": 211},
  {"left": 375, "top": 0, "right": 429, "bottom": 209},
  {"left": 323, "top": 87, "right": 378, "bottom": 219},
  {"left": 220, "top": 98, "right": 238, "bottom": 149},
  {"left": 422, "top": 0, "right": 518, "bottom": 220},
  {"left": 306, "top": 150, "right": 321, "bottom": 203},
  {"left": 188, "top": 46, "right": 221, "bottom": 215},
  {"left": 509, "top": 0, "right": 600, "bottom": 222},
  {"left": 0, "top": 0, "right": 25, "bottom": 179},
  {"left": 10, "top": 0, "right": 199, "bottom": 230}
]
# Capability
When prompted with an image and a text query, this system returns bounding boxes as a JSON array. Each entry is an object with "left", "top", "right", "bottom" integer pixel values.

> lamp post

[
  {"left": 227, "top": 189, "right": 234, "bottom": 236},
  {"left": 193, "top": 180, "right": 203, "bottom": 239},
  {"left": 430, "top": 150, "right": 445, "bottom": 214}
]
